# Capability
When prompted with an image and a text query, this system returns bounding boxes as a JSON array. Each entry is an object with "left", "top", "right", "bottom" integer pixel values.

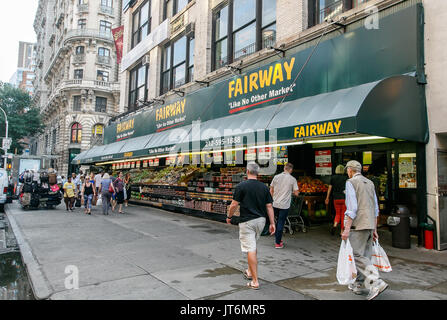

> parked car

[{"left": 0, "top": 168, "right": 9, "bottom": 212}]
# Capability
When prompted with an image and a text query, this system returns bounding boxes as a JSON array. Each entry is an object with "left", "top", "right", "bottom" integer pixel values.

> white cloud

[{"left": 0, "top": 0, "right": 38, "bottom": 83}]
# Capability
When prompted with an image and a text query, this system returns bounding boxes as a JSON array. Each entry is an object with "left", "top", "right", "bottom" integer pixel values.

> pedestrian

[
  {"left": 99, "top": 173, "right": 113, "bottom": 215},
  {"left": 227, "top": 162, "right": 276, "bottom": 290},
  {"left": 113, "top": 172, "right": 125, "bottom": 214},
  {"left": 63, "top": 176, "right": 76, "bottom": 211},
  {"left": 341, "top": 160, "right": 388, "bottom": 300},
  {"left": 94, "top": 170, "right": 102, "bottom": 194},
  {"left": 124, "top": 172, "right": 131, "bottom": 207},
  {"left": 110, "top": 172, "right": 117, "bottom": 211},
  {"left": 269, "top": 162, "right": 299, "bottom": 249},
  {"left": 81, "top": 176, "right": 96, "bottom": 215},
  {"left": 325, "top": 164, "right": 348, "bottom": 235}
]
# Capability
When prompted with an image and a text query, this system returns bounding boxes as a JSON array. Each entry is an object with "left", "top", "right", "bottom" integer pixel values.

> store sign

[
  {"left": 245, "top": 149, "right": 257, "bottom": 161},
  {"left": 155, "top": 98, "right": 186, "bottom": 132},
  {"left": 294, "top": 120, "right": 342, "bottom": 138},
  {"left": 116, "top": 118, "right": 135, "bottom": 141},
  {"left": 315, "top": 150, "right": 332, "bottom": 176}
]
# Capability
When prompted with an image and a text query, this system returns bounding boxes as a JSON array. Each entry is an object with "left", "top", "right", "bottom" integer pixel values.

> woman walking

[
  {"left": 325, "top": 164, "right": 348, "bottom": 235},
  {"left": 124, "top": 172, "right": 131, "bottom": 207},
  {"left": 113, "top": 172, "right": 125, "bottom": 214},
  {"left": 99, "top": 173, "right": 113, "bottom": 215},
  {"left": 81, "top": 177, "right": 96, "bottom": 215}
]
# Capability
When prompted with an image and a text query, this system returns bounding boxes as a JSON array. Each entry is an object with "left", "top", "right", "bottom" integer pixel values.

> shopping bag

[
  {"left": 336, "top": 239, "right": 357, "bottom": 285},
  {"left": 92, "top": 195, "right": 98, "bottom": 206},
  {"left": 371, "top": 240, "right": 392, "bottom": 272},
  {"left": 96, "top": 195, "right": 102, "bottom": 206},
  {"left": 123, "top": 187, "right": 127, "bottom": 200}
]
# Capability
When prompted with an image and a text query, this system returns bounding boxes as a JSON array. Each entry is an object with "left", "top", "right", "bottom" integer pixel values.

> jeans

[
  {"left": 84, "top": 194, "right": 93, "bottom": 209},
  {"left": 274, "top": 207, "right": 289, "bottom": 245}
]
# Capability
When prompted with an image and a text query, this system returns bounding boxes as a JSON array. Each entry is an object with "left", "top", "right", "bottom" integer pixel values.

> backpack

[{"left": 40, "top": 171, "right": 49, "bottom": 183}]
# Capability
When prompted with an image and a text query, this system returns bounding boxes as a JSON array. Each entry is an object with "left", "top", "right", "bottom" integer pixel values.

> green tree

[{"left": 0, "top": 82, "right": 45, "bottom": 155}]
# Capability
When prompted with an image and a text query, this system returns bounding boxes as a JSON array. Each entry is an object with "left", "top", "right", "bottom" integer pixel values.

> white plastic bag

[
  {"left": 336, "top": 239, "right": 357, "bottom": 285},
  {"left": 96, "top": 195, "right": 102, "bottom": 206},
  {"left": 371, "top": 240, "right": 392, "bottom": 272}
]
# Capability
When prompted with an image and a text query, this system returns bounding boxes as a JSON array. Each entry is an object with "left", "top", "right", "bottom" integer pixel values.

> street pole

[{"left": 0, "top": 106, "right": 8, "bottom": 169}]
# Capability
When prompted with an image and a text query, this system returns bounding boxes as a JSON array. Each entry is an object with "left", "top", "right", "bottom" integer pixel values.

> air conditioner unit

[
  {"left": 185, "top": 23, "right": 195, "bottom": 37},
  {"left": 142, "top": 54, "right": 150, "bottom": 65}
]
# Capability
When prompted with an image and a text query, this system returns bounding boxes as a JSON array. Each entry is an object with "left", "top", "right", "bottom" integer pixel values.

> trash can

[{"left": 387, "top": 205, "right": 411, "bottom": 249}]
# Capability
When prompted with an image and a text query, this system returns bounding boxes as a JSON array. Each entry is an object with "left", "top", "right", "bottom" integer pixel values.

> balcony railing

[
  {"left": 64, "top": 28, "right": 113, "bottom": 43},
  {"left": 78, "top": 4, "right": 89, "bottom": 13},
  {"left": 99, "top": 5, "right": 114, "bottom": 15},
  {"left": 96, "top": 55, "right": 111, "bottom": 65},
  {"left": 73, "top": 54, "right": 86, "bottom": 64}
]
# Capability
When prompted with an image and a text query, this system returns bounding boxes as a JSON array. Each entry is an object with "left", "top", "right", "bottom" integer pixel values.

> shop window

[
  {"left": 71, "top": 123, "right": 82, "bottom": 143},
  {"left": 78, "top": 19, "right": 86, "bottom": 29},
  {"left": 128, "top": 63, "right": 149, "bottom": 111},
  {"left": 163, "top": 0, "right": 191, "bottom": 20},
  {"left": 132, "top": 0, "right": 151, "bottom": 49},
  {"left": 161, "top": 34, "right": 194, "bottom": 94},
  {"left": 97, "top": 70, "right": 109, "bottom": 82},
  {"left": 212, "top": 0, "right": 276, "bottom": 71},
  {"left": 73, "top": 95, "right": 82, "bottom": 111},
  {"left": 74, "top": 69, "right": 83, "bottom": 79},
  {"left": 95, "top": 97, "right": 107, "bottom": 113}
]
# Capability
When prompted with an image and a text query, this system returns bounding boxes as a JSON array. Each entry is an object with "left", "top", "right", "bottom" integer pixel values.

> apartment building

[
  {"left": 32, "top": 0, "right": 122, "bottom": 175},
  {"left": 9, "top": 42, "right": 37, "bottom": 95}
]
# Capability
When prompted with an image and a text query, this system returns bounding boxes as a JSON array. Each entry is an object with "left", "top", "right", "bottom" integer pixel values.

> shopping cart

[{"left": 283, "top": 195, "right": 306, "bottom": 234}]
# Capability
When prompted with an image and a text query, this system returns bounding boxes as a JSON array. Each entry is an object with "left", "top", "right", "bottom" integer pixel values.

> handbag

[
  {"left": 92, "top": 194, "right": 98, "bottom": 206},
  {"left": 75, "top": 195, "right": 82, "bottom": 207},
  {"left": 371, "top": 240, "right": 392, "bottom": 272},
  {"left": 336, "top": 239, "right": 357, "bottom": 285},
  {"left": 109, "top": 184, "right": 114, "bottom": 193}
]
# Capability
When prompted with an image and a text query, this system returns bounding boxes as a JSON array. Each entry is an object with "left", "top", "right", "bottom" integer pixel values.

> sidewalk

[{"left": 5, "top": 202, "right": 447, "bottom": 300}]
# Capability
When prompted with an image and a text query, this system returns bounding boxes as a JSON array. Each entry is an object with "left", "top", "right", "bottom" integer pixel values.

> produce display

[
  {"left": 129, "top": 166, "right": 206, "bottom": 186},
  {"left": 297, "top": 176, "right": 328, "bottom": 194}
]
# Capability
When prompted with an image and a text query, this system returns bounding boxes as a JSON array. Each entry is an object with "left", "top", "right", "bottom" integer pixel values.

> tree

[{"left": 0, "top": 82, "right": 45, "bottom": 155}]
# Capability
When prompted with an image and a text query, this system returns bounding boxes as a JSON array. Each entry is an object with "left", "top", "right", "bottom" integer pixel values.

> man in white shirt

[
  {"left": 341, "top": 160, "right": 388, "bottom": 300},
  {"left": 94, "top": 171, "right": 102, "bottom": 193},
  {"left": 270, "top": 162, "right": 299, "bottom": 249}
]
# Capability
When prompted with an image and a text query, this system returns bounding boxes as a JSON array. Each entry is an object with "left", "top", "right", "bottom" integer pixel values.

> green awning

[{"left": 73, "top": 75, "right": 427, "bottom": 165}]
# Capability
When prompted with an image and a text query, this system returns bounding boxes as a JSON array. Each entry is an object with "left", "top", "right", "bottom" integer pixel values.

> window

[
  {"left": 71, "top": 123, "right": 82, "bottom": 143},
  {"left": 92, "top": 124, "right": 104, "bottom": 137},
  {"left": 309, "top": 0, "right": 367, "bottom": 26},
  {"left": 100, "top": 20, "right": 112, "bottom": 35},
  {"left": 75, "top": 46, "right": 85, "bottom": 55},
  {"left": 98, "top": 47, "right": 110, "bottom": 57},
  {"left": 95, "top": 97, "right": 107, "bottom": 113},
  {"left": 129, "top": 63, "right": 149, "bottom": 110},
  {"left": 52, "top": 129, "right": 57, "bottom": 147},
  {"left": 74, "top": 69, "right": 83, "bottom": 79},
  {"left": 78, "top": 19, "right": 86, "bottom": 29},
  {"left": 101, "top": 0, "right": 113, "bottom": 7},
  {"left": 161, "top": 35, "right": 194, "bottom": 94},
  {"left": 73, "top": 96, "right": 82, "bottom": 111},
  {"left": 97, "top": 70, "right": 109, "bottom": 82},
  {"left": 132, "top": 1, "right": 151, "bottom": 48},
  {"left": 163, "top": 0, "right": 191, "bottom": 19},
  {"left": 212, "top": 0, "right": 276, "bottom": 70}
]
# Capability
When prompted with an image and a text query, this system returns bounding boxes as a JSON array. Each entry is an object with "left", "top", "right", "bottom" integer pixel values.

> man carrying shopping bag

[{"left": 341, "top": 160, "right": 389, "bottom": 300}]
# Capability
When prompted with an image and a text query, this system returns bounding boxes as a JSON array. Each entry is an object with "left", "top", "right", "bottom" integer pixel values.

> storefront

[{"left": 73, "top": 3, "right": 430, "bottom": 244}]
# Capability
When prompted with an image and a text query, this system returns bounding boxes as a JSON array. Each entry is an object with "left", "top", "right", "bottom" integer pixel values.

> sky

[{"left": 0, "top": 0, "right": 38, "bottom": 83}]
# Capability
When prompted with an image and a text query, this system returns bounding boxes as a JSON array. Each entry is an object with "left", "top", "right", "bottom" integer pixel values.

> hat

[{"left": 345, "top": 160, "right": 362, "bottom": 172}]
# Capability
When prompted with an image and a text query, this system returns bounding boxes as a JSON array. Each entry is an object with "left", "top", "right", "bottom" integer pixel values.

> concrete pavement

[{"left": 5, "top": 201, "right": 447, "bottom": 300}]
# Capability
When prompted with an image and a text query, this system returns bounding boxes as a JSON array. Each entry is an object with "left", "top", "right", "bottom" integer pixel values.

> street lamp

[{"left": 0, "top": 106, "right": 9, "bottom": 169}]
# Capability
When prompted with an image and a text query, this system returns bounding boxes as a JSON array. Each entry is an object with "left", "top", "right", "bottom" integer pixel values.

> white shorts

[{"left": 239, "top": 217, "right": 266, "bottom": 253}]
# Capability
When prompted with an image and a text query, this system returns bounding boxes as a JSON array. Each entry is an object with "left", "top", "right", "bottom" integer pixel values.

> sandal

[
  {"left": 247, "top": 281, "right": 259, "bottom": 290},
  {"left": 243, "top": 270, "right": 252, "bottom": 280}
]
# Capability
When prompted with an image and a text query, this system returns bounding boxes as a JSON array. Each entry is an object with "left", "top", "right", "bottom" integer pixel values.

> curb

[{"left": 5, "top": 203, "right": 53, "bottom": 300}]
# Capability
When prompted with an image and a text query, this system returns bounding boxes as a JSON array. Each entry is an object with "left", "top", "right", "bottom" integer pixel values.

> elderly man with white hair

[
  {"left": 341, "top": 160, "right": 388, "bottom": 300},
  {"left": 227, "top": 162, "right": 275, "bottom": 290}
]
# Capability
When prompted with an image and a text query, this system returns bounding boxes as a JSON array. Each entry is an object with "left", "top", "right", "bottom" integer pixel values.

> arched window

[{"left": 71, "top": 123, "right": 82, "bottom": 143}]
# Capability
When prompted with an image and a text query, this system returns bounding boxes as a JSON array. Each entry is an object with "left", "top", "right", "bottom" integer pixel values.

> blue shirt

[{"left": 344, "top": 173, "right": 379, "bottom": 221}]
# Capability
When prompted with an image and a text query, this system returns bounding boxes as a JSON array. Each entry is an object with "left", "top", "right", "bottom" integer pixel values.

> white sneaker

[
  {"left": 348, "top": 282, "right": 363, "bottom": 295},
  {"left": 366, "top": 280, "right": 388, "bottom": 300}
]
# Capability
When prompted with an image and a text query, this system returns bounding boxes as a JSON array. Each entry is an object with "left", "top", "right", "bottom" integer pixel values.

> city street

[{"left": 5, "top": 202, "right": 447, "bottom": 300}]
